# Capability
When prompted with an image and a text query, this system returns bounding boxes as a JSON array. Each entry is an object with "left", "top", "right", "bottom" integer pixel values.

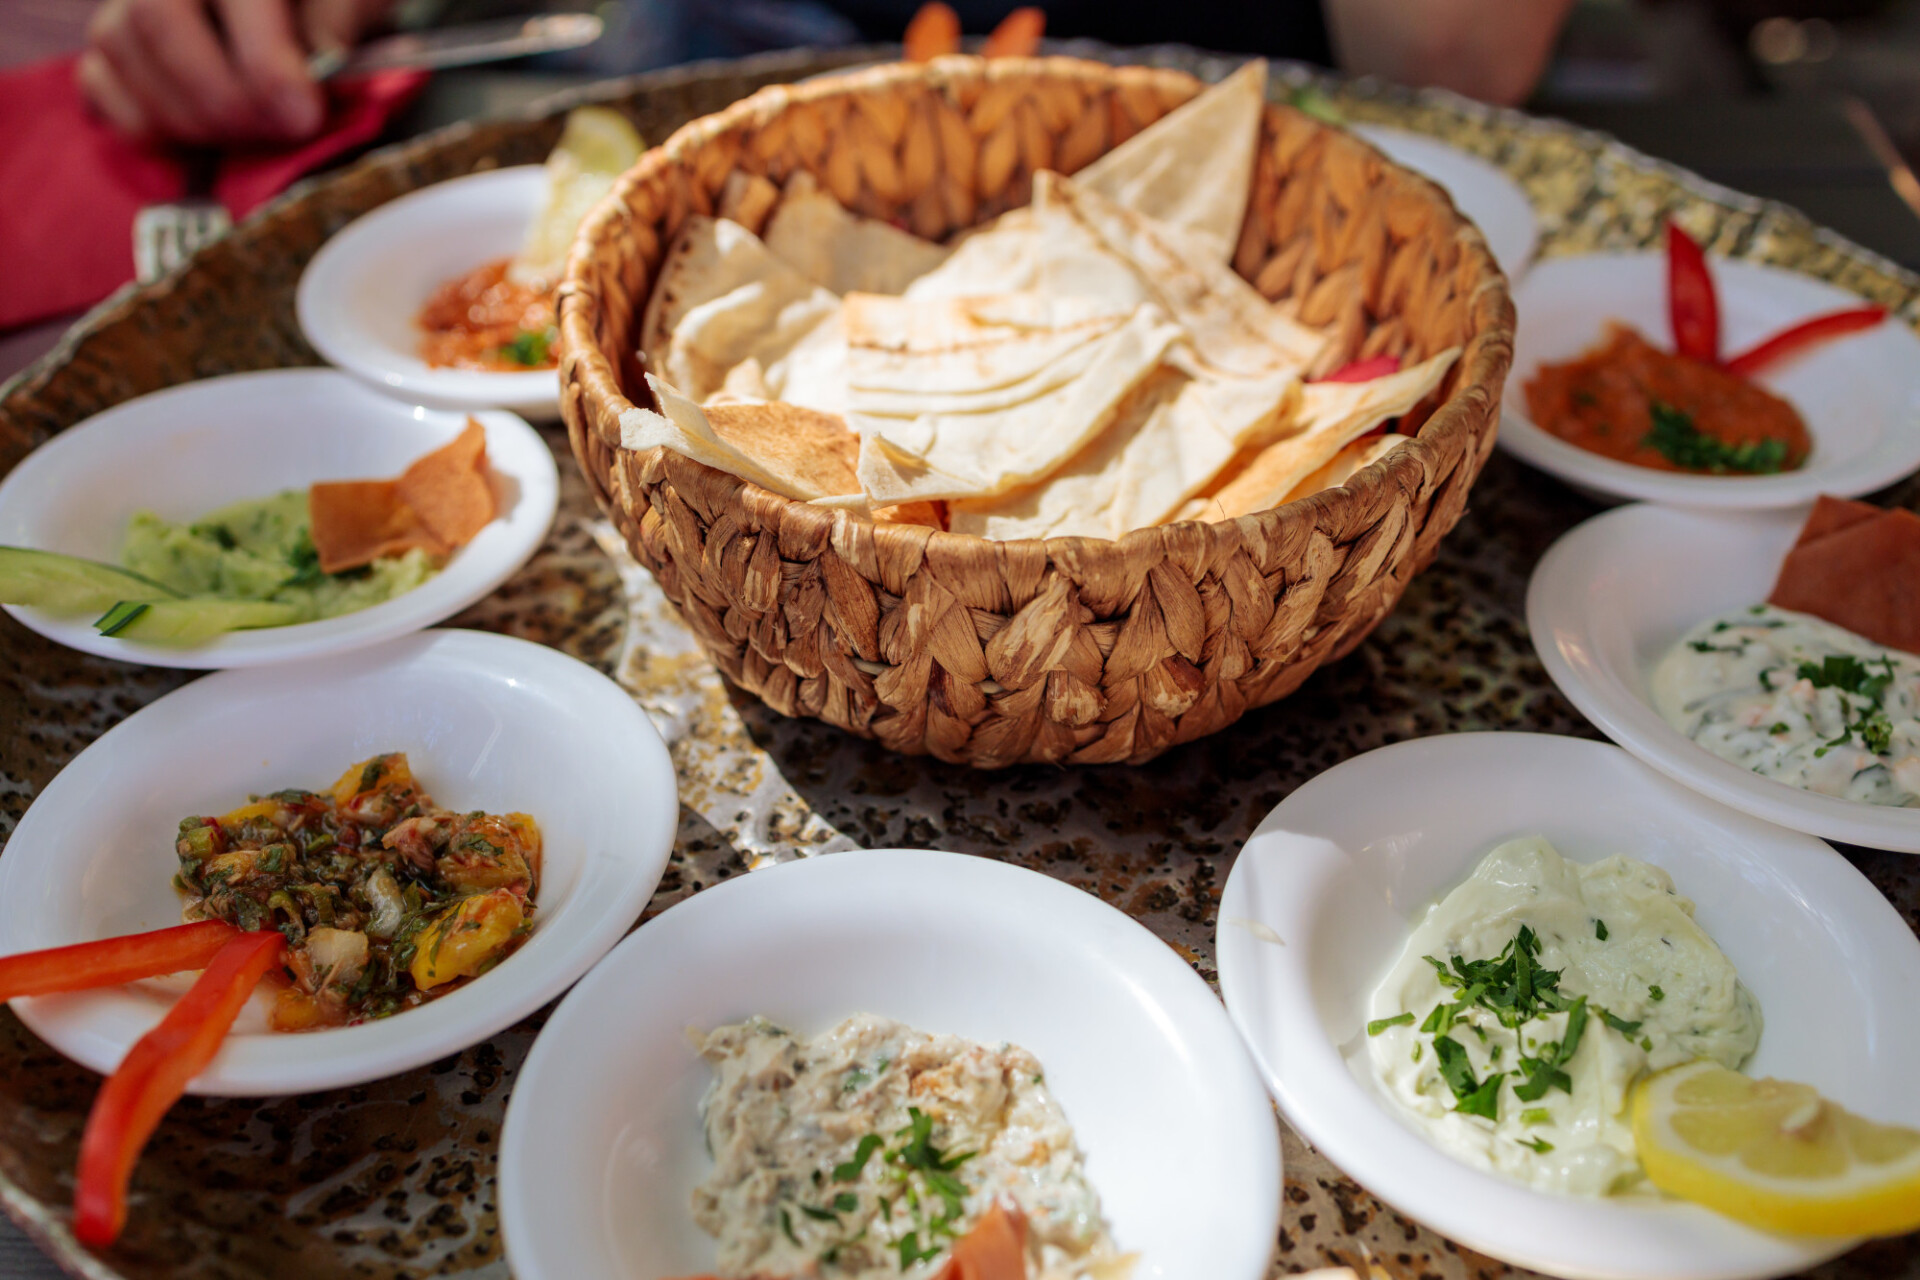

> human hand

[{"left": 77, "top": 0, "right": 392, "bottom": 146}]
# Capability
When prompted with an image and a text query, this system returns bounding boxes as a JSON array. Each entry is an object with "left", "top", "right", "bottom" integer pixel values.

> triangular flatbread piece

[
  {"left": 639, "top": 215, "right": 841, "bottom": 405},
  {"left": 1178, "top": 349, "right": 1457, "bottom": 520},
  {"left": 1073, "top": 59, "right": 1268, "bottom": 262},
  {"left": 763, "top": 172, "right": 952, "bottom": 295},
  {"left": 1770, "top": 500, "right": 1920, "bottom": 653},
  {"left": 621, "top": 375, "right": 855, "bottom": 501}
]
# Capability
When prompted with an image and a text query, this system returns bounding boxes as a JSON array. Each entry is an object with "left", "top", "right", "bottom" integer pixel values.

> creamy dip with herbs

[
  {"left": 1367, "top": 838, "right": 1761, "bottom": 1196},
  {"left": 1652, "top": 603, "right": 1920, "bottom": 807},
  {"left": 693, "top": 1014, "right": 1127, "bottom": 1280}
]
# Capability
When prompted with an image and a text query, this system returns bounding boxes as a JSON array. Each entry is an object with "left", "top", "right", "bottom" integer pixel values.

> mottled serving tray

[{"left": 4, "top": 43, "right": 1919, "bottom": 1280}]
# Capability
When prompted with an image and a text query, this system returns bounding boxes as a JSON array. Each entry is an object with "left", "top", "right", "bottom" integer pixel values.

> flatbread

[
  {"left": 309, "top": 481, "right": 447, "bottom": 575},
  {"left": 763, "top": 172, "right": 952, "bottom": 295},
  {"left": 906, "top": 173, "right": 1323, "bottom": 375},
  {"left": 1770, "top": 496, "right": 1920, "bottom": 653},
  {"left": 639, "top": 215, "right": 841, "bottom": 404},
  {"left": 1278, "top": 433, "right": 1409, "bottom": 506},
  {"left": 395, "top": 417, "right": 495, "bottom": 546},
  {"left": 703, "top": 398, "right": 861, "bottom": 497},
  {"left": 949, "top": 345, "right": 1302, "bottom": 540},
  {"left": 850, "top": 300, "right": 1184, "bottom": 505},
  {"left": 621, "top": 374, "right": 855, "bottom": 502},
  {"left": 1070, "top": 59, "right": 1267, "bottom": 261},
  {"left": 1178, "top": 349, "right": 1457, "bottom": 520}
]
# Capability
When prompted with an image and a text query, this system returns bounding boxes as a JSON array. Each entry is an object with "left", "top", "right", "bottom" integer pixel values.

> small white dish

[
  {"left": 1217, "top": 731, "right": 1920, "bottom": 1280},
  {"left": 297, "top": 166, "right": 558, "bottom": 418},
  {"left": 500, "top": 848, "right": 1280, "bottom": 1280},
  {"left": 1529, "top": 501, "right": 1920, "bottom": 852},
  {"left": 1501, "top": 252, "right": 1920, "bottom": 508},
  {"left": 0, "top": 369, "right": 557, "bottom": 669},
  {"left": 0, "top": 629, "right": 677, "bottom": 1096},
  {"left": 1353, "top": 125, "right": 1538, "bottom": 280}
]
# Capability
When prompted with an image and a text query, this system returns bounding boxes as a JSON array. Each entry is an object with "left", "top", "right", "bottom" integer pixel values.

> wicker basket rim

[{"left": 559, "top": 54, "right": 1514, "bottom": 574}]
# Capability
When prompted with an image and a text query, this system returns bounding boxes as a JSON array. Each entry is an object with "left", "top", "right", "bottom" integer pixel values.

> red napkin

[{"left": 0, "top": 56, "right": 426, "bottom": 331}]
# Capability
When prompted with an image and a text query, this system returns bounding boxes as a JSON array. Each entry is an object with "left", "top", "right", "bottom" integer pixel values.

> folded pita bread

[
  {"left": 639, "top": 215, "right": 841, "bottom": 404},
  {"left": 849, "top": 300, "right": 1183, "bottom": 505},
  {"left": 907, "top": 173, "right": 1322, "bottom": 375},
  {"left": 949, "top": 343, "right": 1302, "bottom": 540},
  {"left": 763, "top": 172, "right": 953, "bottom": 295},
  {"left": 1071, "top": 59, "right": 1268, "bottom": 262},
  {"left": 1278, "top": 432, "right": 1409, "bottom": 506},
  {"left": 1770, "top": 496, "right": 1920, "bottom": 653},
  {"left": 1178, "top": 349, "right": 1457, "bottom": 520},
  {"left": 621, "top": 375, "right": 859, "bottom": 501}
]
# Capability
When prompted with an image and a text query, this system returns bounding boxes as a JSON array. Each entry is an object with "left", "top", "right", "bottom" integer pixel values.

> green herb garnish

[
  {"left": 1594, "top": 919, "right": 1608, "bottom": 941},
  {"left": 1518, "top": 1136, "right": 1555, "bottom": 1154},
  {"left": 1368, "top": 1012, "right": 1416, "bottom": 1036},
  {"left": 1642, "top": 401, "right": 1791, "bottom": 474},
  {"left": 832, "top": 1134, "right": 883, "bottom": 1181},
  {"left": 501, "top": 327, "right": 555, "bottom": 367},
  {"left": 1649, "top": 985, "right": 1665, "bottom": 1002}
]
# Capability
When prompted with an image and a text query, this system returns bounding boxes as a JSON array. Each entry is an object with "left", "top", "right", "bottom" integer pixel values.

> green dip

[{"left": 121, "top": 490, "right": 435, "bottom": 623}]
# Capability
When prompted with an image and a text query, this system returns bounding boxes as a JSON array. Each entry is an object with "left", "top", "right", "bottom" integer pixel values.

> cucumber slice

[
  {"left": 92, "top": 598, "right": 301, "bottom": 645},
  {"left": 0, "top": 545, "right": 180, "bottom": 614}
]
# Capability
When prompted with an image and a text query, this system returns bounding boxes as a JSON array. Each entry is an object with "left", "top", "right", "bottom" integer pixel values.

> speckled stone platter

[{"left": 4, "top": 43, "right": 1920, "bottom": 1280}]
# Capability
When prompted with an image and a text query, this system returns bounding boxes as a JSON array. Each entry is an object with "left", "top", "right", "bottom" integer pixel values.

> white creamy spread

[
  {"left": 1652, "top": 603, "right": 1920, "bottom": 807},
  {"left": 693, "top": 1013, "right": 1127, "bottom": 1279},
  {"left": 1367, "top": 838, "right": 1761, "bottom": 1196}
]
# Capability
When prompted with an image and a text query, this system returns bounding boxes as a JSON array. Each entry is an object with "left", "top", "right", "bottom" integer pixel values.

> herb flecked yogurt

[
  {"left": 693, "top": 1014, "right": 1130, "bottom": 1280},
  {"left": 1652, "top": 603, "right": 1920, "bottom": 806},
  {"left": 1366, "top": 837, "right": 1761, "bottom": 1196}
]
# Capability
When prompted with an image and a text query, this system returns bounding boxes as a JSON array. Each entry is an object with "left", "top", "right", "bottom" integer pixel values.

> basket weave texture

[{"left": 560, "top": 56, "right": 1515, "bottom": 767}]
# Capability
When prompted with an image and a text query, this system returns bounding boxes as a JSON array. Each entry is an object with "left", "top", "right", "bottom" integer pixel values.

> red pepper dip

[
  {"left": 416, "top": 257, "right": 558, "bottom": 371},
  {"left": 1524, "top": 323, "right": 1811, "bottom": 474}
]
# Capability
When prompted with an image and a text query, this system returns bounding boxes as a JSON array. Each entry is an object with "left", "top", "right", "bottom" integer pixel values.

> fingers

[
  {"left": 213, "top": 0, "right": 322, "bottom": 137},
  {"left": 75, "top": 48, "right": 152, "bottom": 140},
  {"left": 90, "top": 0, "right": 257, "bottom": 144}
]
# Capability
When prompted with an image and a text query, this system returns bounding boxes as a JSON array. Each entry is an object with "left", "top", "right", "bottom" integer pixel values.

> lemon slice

[
  {"left": 510, "top": 106, "right": 645, "bottom": 288},
  {"left": 1633, "top": 1060, "right": 1920, "bottom": 1236}
]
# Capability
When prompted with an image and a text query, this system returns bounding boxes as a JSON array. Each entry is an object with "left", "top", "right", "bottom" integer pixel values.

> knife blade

[{"left": 308, "top": 13, "right": 604, "bottom": 81}]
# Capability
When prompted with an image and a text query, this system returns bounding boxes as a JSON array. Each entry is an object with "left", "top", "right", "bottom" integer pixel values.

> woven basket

[{"left": 559, "top": 55, "right": 1514, "bottom": 768}]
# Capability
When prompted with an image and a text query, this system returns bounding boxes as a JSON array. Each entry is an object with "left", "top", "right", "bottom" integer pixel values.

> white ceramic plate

[
  {"left": 1353, "top": 125, "right": 1538, "bottom": 280},
  {"left": 0, "top": 629, "right": 677, "bottom": 1095},
  {"left": 1529, "top": 501, "right": 1920, "bottom": 852},
  {"left": 297, "top": 166, "right": 558, "bottom": 418},
  {"left": 1501, "top": 253, "right": 1920, "bottom": 507},
  {"left": 0, "top": 369, "right": 557, "bottom": 668},
  {"left": 1217, "top": 732, "right": 1920, "bottom": 1280},
  {"left": 500, "top": 848, "right": 1280, "bottom": 1280}
]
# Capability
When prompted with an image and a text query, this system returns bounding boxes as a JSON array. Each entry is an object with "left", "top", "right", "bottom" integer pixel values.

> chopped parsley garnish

[
  {"left": 1648, "top": 985, "right": 1665, "bottom": 1002},
  {"left": 1797, "top": 654, "right": 1893, "bottom": 699},
  {"left": 1769, "top": 722, "right": 1790, "bottom": 735},
  {"left": 779, "top": 1206, "right": 800, "bottom": 1246},
  {"left": 1520, "top": 1107, "right": 1553, "bottom": 1126},
  {"left": 1642, "top": 401, "right": 1790, "bottom": 474},
  {"left": 1390, "top": 926, "right": 1652, "bottom": 1128},
  {"left": 501, "top": 327, "right": 555, "bottom": 367},
  {"left": 1518, "top": 1136, "right": 1555, "bottom": 1154},
  {"left": 831, "top": 1134, "right": 883, "bottom": 1182}
]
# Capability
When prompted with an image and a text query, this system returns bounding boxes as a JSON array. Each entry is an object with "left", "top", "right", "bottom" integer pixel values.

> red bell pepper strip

[
  {"left": 1725, "top": 305, "right": 1887, "bottom": 379},
  {"left": 1667, "top": 220, "right": 1720, "bottom": 364},
  {"left": 1316, "top": 354, "right": 1401, "bottom": 383},
  {"left": 0, "top": 921, "right": 238, "bottom": 1003},
  {"left": 72, "top": 929, "right": 285, "bottom": 1248}
]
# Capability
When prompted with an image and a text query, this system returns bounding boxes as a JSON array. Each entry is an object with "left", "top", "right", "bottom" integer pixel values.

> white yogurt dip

[
  {"left": 1652, "top": 603, "right": 1920, "bottom": 807},
  {"left": 693, "top": 1013, "right": 1127, "bottom": 1279},
  {"left": 1367, "top": 837, "right": 1761, "bottom": 1196}
]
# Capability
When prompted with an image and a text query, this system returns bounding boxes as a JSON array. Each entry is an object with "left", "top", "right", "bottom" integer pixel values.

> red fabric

[{"left": 0, "top": 56, "right": 426, "bottom": 330}]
